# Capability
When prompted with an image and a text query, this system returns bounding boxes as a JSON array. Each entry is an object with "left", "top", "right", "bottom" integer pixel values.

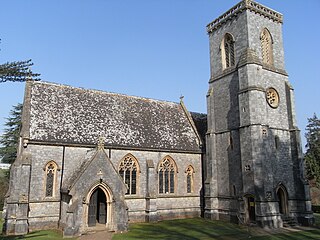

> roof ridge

[{"left": 32, "top": 80, "right": 180, "bottom": 106}]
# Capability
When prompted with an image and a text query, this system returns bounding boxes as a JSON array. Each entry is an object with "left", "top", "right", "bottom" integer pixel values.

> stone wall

[
  {"left": 5, "top": 143, "right": 202, "bottom": 235},
  {"left": 205, "top": 0, "right": 313, "bottom": 227}
]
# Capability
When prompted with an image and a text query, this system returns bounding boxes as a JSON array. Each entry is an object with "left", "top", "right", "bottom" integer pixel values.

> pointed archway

[
  {"left": 84, "top": 183, "right": 114, "bottom": 230},
  {"left": 277, "top": 185, "right": 289, "bottom": 215},
  {"left": 88, "top": 188, "right": 107, "bottom": 226}
]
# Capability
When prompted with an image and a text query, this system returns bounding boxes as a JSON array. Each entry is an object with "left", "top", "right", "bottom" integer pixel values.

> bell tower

[{"left": 204, "top": 0, "right": 313, "bottom": 227}]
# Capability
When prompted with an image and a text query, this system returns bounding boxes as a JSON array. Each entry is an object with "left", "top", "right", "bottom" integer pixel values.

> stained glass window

[
  {"left": 119, "top": 154, "right": 139, "bottom": 195},
  {"left": 186, "top": 166, "right": 194, "bottom": 193},
  {"left": 45, "top": 162, "right": 56, "bottom": 197},
  {"left": 158, "top": 157, "right": 176, "bottom": 194}
]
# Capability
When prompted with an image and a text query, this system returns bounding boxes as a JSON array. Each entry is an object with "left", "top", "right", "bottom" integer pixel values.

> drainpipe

[{"left": 58, "top": 146, "right": 66, "bottom": 229}]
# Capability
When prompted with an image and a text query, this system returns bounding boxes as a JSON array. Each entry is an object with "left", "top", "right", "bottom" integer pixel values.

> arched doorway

[
  {"left": 88, "top": 188, "right": 107, "bottom": 226},
  {"left": 245, "top": 195, "right": 256, "bottom": 223},
  {"left": 277, "top": 186, "right": 288, "bottom": 215}
]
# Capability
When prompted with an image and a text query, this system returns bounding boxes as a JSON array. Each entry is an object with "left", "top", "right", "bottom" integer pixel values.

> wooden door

[
  {"left": 248, "top": 197, "right": 256, "bottom": 222},
  {"left": 99, "top": 202, "right": 106, "bottom": 224},
  {"left": 98, "top": 188, "right": 107, "bottom": 224},
  {"left": 88, "top": 190, "right": 98, "bottom": 226}
]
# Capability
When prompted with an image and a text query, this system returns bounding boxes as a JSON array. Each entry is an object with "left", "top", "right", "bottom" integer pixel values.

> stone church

[{"left": 3, "top": 0, "right": 314, "bottom": 237}]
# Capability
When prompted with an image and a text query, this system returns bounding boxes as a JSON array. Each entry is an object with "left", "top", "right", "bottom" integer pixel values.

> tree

[
  {"left": 0, "top": 103, "right": 22, "bottom": 164},
  {"left": 0, "top": 59, "right": 40, "bottom": 82},
  {"left": 0, "top": 169, "right": 9, "bottom": 210},
  {"left": 305, "top": 113, "right": 320, "bottom": 187}
]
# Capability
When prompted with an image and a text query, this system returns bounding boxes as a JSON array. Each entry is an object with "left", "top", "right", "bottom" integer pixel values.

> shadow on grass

[
  {"left": 250, "top": 229, "right": 320, "bottom": 240},
  {"left": 113, "top": 218, "right": 251, "bottom": 240},
  {"left": 0, "top": 230, "right": 69, "bottom": 240},
  {"left": 113, "top": 218, "right": 320, "bottom": 240}
]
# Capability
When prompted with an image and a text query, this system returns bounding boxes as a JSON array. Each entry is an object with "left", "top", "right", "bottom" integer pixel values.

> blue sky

[{"left": 0, "top": 0, "right": 319, "bottom": 151}]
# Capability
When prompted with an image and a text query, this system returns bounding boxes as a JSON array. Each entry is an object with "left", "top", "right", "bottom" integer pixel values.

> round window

[{"left": 266, "top": 88, "right": 279, "bottom": 108}]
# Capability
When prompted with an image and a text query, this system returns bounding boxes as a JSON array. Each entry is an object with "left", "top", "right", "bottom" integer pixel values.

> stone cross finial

[
  {"left": 97, "top": 169, "right": 103, "bottom": 177},
  {"left": 97, "top": 136, "right": 105, "bottom": 149}
]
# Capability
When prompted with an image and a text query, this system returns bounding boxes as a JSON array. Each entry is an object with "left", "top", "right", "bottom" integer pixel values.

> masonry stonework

[
  {"left": 3, "top": 0, "right": 313, "bottom": 237},
  {"left": 205, "top": 0, "right": 313, "bottom": 228}
]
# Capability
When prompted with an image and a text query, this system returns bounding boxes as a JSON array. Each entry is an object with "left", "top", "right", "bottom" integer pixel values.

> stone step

[{"left": 282, "top": 217, "right": 297, "bottom": 227}]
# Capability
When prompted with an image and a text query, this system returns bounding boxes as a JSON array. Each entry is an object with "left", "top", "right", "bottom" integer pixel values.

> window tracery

[
  {"left": 158, "top": 156, "right": 177, "bottom": 194},
  {"left": 118, "top": 154, "right": 139, "bottom": 195},
  {"left": 45, "top": 161, "right": 57, "bottom": 197},
  {"left": 186, "top": 165, "right": 194, "bottom": 193}
]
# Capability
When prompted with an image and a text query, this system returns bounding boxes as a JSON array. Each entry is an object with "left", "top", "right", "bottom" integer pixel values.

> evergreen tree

[
  {"left": 0, "top": 59, "right": 40, "bottom": 82},
  {"left": 0, "top": 103, "right": 22, "bottom": 164},
  {"left": 305, "top": 113, "right": 320, "bottom": 186}
]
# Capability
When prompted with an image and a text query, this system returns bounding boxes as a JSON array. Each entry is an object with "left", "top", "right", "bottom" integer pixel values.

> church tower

[{"left": 205, "top": 0, "right": 313, "bottom": 227}]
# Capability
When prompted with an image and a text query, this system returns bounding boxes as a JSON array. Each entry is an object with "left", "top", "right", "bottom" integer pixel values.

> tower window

[
  {"left": 275, "top": 135, "right": 280, "bottom": 149},
  {"left": 119, "top": 154, "right": 139, "bottom": 195},
  {"left": 221, "top": 33, "right": 235, "bottom": 69},
  {"left": 158, "top": 156, "right": 177, "bottom": 194},
  {"left": 261, "top": 28, "right": 274, "bottom": 66},
  {"left": 229, "top": 133, "right": 234, "bottom": 150}
]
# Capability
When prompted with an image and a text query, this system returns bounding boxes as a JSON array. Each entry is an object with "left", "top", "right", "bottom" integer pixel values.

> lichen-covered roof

[
  {"left": 191, "top": 112, "right": 207, "bottom": 148},
  {"left": 27, "top": 81, "right": 201, "bottom": 152}
]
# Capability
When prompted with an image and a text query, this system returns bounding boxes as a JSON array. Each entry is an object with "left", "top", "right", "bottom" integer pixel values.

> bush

[{"left": 312, "top": 205, "right": 320, "bottom": 213}]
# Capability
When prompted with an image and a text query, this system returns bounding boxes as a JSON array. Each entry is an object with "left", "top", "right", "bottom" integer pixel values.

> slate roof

[
  {"left": 25, "top": 81, "right": 201, "bottom": 152},
  {"left": 191, "top": 112, "right": 207, "bottom": 148}
]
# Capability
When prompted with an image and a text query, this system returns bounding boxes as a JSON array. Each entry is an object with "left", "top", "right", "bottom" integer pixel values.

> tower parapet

[{"left": 207, "top": 0, "right": 283, "bottom": 33}]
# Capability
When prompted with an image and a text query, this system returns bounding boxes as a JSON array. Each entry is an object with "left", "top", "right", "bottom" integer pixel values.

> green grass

[
  {"left": 250, "top": 230, "right": 320, "bottom": 240},
  {"left": 314, "top": 213, "right": 320, "bottom": 227},
  {"left": 0, "top": 230, "right": 72, "bottom": 240},
  {"left": 0, "top": 214, "right": 319, "bottom": 239},
  {"left": 113, "top": 217, "right": 320, "bottom": 240},
  {"left": 113, "top": 218, "right": 249, "bottom": 240},
  {"left": 0, "top": 211, "right": 76, "bottom": 240}
]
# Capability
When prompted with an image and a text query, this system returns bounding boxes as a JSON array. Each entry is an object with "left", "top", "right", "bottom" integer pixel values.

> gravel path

[{"left": 77, "top": 230, "right": 113, "bottom": 240}]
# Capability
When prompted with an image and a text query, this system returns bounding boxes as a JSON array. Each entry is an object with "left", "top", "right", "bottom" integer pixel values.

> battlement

[{"left": 207, "top": 0, "right": 283, "bottom": 33}]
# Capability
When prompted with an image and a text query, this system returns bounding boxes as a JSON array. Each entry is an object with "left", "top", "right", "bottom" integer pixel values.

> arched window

[
  {"left": 186, "top": 165, "right": 194, "bottom": 193},
  {"left": 275, "top": 135, "right": 280, "bottom": 150},
  {"left": 44, "top": 161, "right": 58, "bottom": 197},
  {"left": 118, "top": 154, "right": 139, "bottom": 195},
  {"left": 221, "top": 33, "right": 235, "bottom": 69},
  {"left": 158, "top": 156, "right": 177, "bottom": 194},
  {"left": 261, "top": 28, "right": 274, "bottom": 66}
]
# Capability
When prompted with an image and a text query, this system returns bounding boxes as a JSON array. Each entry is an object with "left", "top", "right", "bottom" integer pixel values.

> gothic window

[
  {"left": 118, "top": 154, "right": 139, "bottom": 195},
  {"left": 186, "top": 165, "right": 194, "bottom": 193},
  {"left": 221, "top": 33, "right": 235, "bottom": 69},
  {"left": 45, "top": 161, "right": 58, "bottom": 197},
  {"left": 275, "top": 135, "right": 280, "bottom": 149},
  {"left": 261, "top": 28, "right": 274, "bottom": 66},
  {"left": 158, "top": 156, "right": 177, "bottom": 194}
]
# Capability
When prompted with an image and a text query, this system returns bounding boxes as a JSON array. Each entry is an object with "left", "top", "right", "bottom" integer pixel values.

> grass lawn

[
  {"left": 113, "top": 215, "right": 320, "bottom": 240},
  {"left": 0, "top": 230, "right": 74, "bottom": 240},
  {"left": 0, "top": 211, "right": 76, "bottom": 240},
  {"left": 0, "top": 213, "right": 319, "bottom": 239}
]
